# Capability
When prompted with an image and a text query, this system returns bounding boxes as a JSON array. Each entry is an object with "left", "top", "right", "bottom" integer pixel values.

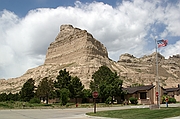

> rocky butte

[{"left": 0, "top": 25, "right": 180, "bottom": 93}]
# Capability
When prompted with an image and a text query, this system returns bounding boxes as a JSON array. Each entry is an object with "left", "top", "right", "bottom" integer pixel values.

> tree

[
  {"left": 20, "top": 78, "right": 35, "bottom": 102},
  {"left": 54, "top": 69, "right": 84, "bottom": 104},
  {"left": 0, "top": 93, "right": 7, "bottom": 102},
  {"left": 0, "top": 93, "right": 20, "bottom": 101},
  {"left": 7, "top": 93, "right": 13, "bottom": 101},
  {"left": 60, "top": 88, "right": 70, "bottom": 105},
  {"left": 92, "top": 65, "right": 113, "bottom": 85},
  {"left": 12, "top": 93, "right": 20, "bottom": 101},
  {"left": 36, "top": 77, "right": 54, "bottom": 104},
  {"left": 90, "top": 65, "right": 123, "bottom": 103},
  {"left": 54, "top": 69, "right": 71, "bottom": 89},
  {"left": 54, "top": 69, "right": 72, "bottom": 101},
  {"left": 82, "top": 89, "right": 92, "bottom": 103},
  {"left": 69, "top": 76, "right": 84, "bottom": 103}
]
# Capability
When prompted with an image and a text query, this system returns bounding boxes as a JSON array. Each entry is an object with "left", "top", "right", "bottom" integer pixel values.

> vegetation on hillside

[
  {"left": 0, "top": 65, "right": 124, "bottom": 106},
  {"left": 1, "top": 65, "right": 178, "bottom": 110}
]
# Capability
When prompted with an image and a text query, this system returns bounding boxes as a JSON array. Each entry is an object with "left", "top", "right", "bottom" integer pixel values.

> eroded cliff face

[
  {"left": 0, "top": 25, "right": 180, "bottom": 93},
  {"left": 0, "top": 25, "right": 111, "bottom": 93},
  {"left": 117, "top": 53, "right": 180, "bottom": 87},
  {"left": 45, "top": 25, "right": 108, "bottom": 65},
  {"left": 43, "top": 25, "right": 111, "bottom": 87}
]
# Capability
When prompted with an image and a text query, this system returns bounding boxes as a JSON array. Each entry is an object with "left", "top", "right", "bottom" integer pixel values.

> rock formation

[
  {"left": 117, "top": 52, "right": 180, "bottom": 87},
  {"left": 0, "top": 25, "right": 180, "bottom": 93},
  {"left": 45, "top": 25, "right": 108, "bottom": 65}
]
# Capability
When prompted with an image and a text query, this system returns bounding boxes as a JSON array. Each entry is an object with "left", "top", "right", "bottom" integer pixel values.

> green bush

[
  {"left": 162, "top": 95, "right": 167, "bottom": 104},
  {"left": 162, "top": 95, "right": 176, "bottom": 104},
  {"left": 169, "top": 97, "right": 176, "bottom": 103},
  {"left": 29, "top": 97, "right": 41, "bottom": 104},
  {"left": 129, "top": 97, "right": 138, "bottom": 104}
]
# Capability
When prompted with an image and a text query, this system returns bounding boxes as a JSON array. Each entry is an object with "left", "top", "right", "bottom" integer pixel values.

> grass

[
  {"left": 0, "top": 101, "right": 60, "bottom": 109},
  {"left": 0, "top": 101, "right": 100, "bottom": 109},
  {"left": 87, "top": 107, "right": 180, "bottom": 119},
  {"left": 0, "top": 101, "right": 125, "bottom": 109}
]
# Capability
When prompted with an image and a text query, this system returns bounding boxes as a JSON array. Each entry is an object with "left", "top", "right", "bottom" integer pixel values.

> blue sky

[
  {"left": 0, "top": 0, "right": 120, "bottom": 16},
  {"left": 0, "top": 0, "right": 180, "bottom": 79}
]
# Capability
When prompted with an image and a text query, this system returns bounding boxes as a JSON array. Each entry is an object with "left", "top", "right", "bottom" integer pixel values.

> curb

[{"left": 85, "top": 114, "right": 120, "bottom": 119}]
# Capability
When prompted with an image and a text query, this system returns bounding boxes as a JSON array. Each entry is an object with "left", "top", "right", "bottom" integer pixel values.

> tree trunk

[{"left": 46, "top": 94, "right": 49, "bottom": 104}]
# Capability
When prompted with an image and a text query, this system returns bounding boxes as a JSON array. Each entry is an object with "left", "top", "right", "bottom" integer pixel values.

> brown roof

[
  {"left": 122, "top": 85, "right": 154, "bottom": 94},
  {"left": 165, "top": 88, "right": 180, "bottom": 92}
]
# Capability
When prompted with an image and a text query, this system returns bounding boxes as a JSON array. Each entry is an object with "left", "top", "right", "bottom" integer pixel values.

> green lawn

[{"left": 87, "top": 107, "right": 180, "bottom": 119}]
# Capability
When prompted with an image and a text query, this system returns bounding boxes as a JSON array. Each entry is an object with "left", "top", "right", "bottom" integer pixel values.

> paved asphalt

[
  {"left": 0, "top": 107, "right": 119, "bottom": 119},
  {"left": 0, "top": 104, "right": 180, "bottom": 119}
]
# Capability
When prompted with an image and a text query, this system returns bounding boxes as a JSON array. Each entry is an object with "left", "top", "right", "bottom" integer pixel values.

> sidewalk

[{"left": 165, "top": 117, "right": 180, "bottom": 119}]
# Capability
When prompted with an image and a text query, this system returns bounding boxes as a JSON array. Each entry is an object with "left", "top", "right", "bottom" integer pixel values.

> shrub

[
  {"left": 129, "top": 97, "right": 138, "bottom": 104},
  {"left": 162, "top": 95, "right": 176, "bottom": 104},
  {"left": 162, "top": 95, "right": 167, "bottom": 104},
  {"left": 169, "top": 97, "right": 176, "bottom": 103},
  {"left": 29, "top": 97, "right": 41, "bottom": 104}
]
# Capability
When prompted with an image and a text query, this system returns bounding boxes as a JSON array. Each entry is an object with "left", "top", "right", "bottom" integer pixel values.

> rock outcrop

[
  {"left": 45, "top": 25, "right": 108, "bottom": 65},
  {"left": 0, "top": 25, "right": 180, "bottom": 93},
  {"left": 117, "top": 52, "right": 180, "bottom": 87}
]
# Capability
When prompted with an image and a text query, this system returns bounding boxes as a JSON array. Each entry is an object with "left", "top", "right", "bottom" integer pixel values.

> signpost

[
  {"left": 92, "top": 91, "right": 98, "bottom": 113},
  {"left": 156, "top": 92, "right": 158, "bottom": 96},
  {"left": 93, "top": 91, "right": 98, "bottom": 98},
  {"left": 156, "top": 91, "right": 158, "bottom": 106}
]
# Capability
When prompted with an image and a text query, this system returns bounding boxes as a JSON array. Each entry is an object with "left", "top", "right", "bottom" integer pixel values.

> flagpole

[{"left": 155, "top": 38, "right": 160, "bottom": 109}]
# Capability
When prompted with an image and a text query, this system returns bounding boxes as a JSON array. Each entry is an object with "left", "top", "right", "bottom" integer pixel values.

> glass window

[{"left": 140, "top": 92, "right": 147, "bottom": 99}]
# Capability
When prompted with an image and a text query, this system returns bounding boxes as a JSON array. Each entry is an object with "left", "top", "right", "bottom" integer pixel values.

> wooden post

[{"left": 94, "top": 98, "right": 96, "bottom": 113}]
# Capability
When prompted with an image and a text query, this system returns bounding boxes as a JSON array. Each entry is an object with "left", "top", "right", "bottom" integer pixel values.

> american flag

[{"left": 157, "top": 40, "right": 168, "bottom": 48}]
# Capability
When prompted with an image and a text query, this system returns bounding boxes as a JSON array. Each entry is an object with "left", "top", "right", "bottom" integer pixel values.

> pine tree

[
  {"left": 90, "top": 65, "right": 123, "bottom": 103},
  {"left": 69, "top": 76, "right": 84, "bottom": 103},
  {"left": 36, "top": 77, "right": 54, "bottom": 104},
  {"left": 20, "top": 78, "right": 35, "bottom": 102}
]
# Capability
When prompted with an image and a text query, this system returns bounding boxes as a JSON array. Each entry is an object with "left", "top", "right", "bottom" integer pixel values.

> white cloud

[
  {"left": 0, "top": 0, "right": 180, "bottom": 79},
  {"left": 162, "top": 40, "right": 180, "bottom": 58}
]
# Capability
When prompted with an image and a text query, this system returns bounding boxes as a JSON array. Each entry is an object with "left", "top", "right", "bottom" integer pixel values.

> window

[{"left": 140, "top": 92, "right": 147, "bottom": 99}]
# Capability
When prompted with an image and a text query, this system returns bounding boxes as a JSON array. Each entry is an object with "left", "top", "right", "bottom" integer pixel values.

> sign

[
  {"left": 156, "top": 92, "right": 158, "bottom": 96},
  {"left": 92, "top": 91, "right": 98, "bottom": 98}
]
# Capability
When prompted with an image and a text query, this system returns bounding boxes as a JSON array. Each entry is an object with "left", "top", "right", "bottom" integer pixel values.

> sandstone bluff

[{"left": 0, "top": 25, "right": 180, "bottom": 93}]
